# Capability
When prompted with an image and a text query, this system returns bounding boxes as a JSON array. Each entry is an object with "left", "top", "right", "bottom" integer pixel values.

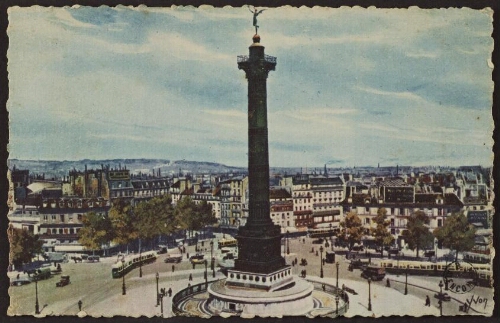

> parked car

[
  {"left": 434, "top": 292, "right": 451, "bottom": 301},
  {"left": 352, "top": 244, "right": 364, "bottom": 252},
  {"left": 424, "top": 250, "right": 436, "bottom": 257},
  {"left": 388, "top": 247, "right": 400, "bottom": 255},
  {"left": 351, "top": 259, "right": 369, "bottom": 270},
  {"left": 10, "top": 278, "right": 31, "bottom": 286},
  {"left": 56, "top": 275, "right": 71, "bottom": 287},
  {"left": 87, "top": 256, "right": 100, "bottom": 263},
  {"left": 156, "top": 245, "right": 169, "bottom": 254}
]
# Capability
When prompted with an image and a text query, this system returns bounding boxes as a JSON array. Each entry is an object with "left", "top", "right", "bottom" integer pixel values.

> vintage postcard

[{"left": 6, "top": 5, "right": 494, "bottom": 318}]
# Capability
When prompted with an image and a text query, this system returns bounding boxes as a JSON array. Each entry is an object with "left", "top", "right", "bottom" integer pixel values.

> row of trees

[
  {"left": 8, "top": 225, "right": 44, "bottom": 269},
  {"left": 338, "top": 208, "right": 477, "bottom": 261},
  {"left": 78, "top": 195, "right": 216, "bottom": 254}
]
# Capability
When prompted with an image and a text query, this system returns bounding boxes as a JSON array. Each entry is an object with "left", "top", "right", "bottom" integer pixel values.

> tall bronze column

[{"left": 235, "top": 34, "right": 286, "bottom": 274}]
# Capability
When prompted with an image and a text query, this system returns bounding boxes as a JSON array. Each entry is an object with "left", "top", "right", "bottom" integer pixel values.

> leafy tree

[
  {"left": 134, "top": 195, "right": 176, "bottom": 249},
  {"left": 78, "top": 211, "right": 112, "bottom": 254},
  {"left": 109, "top": 199, "right": 137, "bottom": 250},
  {"left": 401, "top": 210, "right": 433, "bottom": 258},
  {"left": 338, "top": 212, "right": 364, "bottom": 255},
  {"left": 371, "top": 208, "right": 395, "bottom": 257},
  {"left": 433, "top": 212, "right": 476, "bottom": 262},
  {"left": 8, "top": 225, "right": 43, "bottom": 269},
  {"left": 175, "top": 197, "right": 215, "bottom": 239}
]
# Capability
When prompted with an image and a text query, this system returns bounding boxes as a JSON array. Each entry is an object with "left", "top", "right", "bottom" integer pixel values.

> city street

[{"left": 8, "top": 233, "right": 493, "bottom": 317}]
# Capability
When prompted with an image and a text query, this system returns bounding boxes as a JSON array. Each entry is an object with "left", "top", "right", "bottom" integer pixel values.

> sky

[{"left": 7, "top": 6, "right": 494, "bottom": 168}]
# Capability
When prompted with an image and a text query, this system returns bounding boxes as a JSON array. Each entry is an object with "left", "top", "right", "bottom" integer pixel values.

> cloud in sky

[{"left": 7, "top": 6, "right": 493, "bottom": 168}]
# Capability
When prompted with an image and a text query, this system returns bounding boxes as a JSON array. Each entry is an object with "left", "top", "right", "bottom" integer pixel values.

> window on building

[{"left": 438, "top": 219, "right": 443, "bottom": 227}]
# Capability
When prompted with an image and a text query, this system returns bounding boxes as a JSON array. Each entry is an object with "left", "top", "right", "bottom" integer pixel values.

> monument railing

[
  {"left": 306, "top": 279, "right": 350, "bottom": 317},
  {"left": 172, "top": 279, "right": 221, "bottom": 316},
  {"left": 237, "top": 55, "right": 277, "bottom": 64}
]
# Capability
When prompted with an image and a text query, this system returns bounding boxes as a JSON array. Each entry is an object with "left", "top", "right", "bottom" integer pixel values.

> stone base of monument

[{"left": 206, "top": 274, "right": 314, "bottom": 316}]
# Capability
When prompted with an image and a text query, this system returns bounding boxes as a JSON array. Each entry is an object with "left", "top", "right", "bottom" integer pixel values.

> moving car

[
  {"left": 56, "top": 275, "right": 71, "bottom": 287},
  {"left": 434, "top": 292, "right": 451, "bottom": 301},
  {"left": 164, "top": 254, "right": 182, "bottom": 263},
  {"left": 361, "top": 265, "right": 386, "bottom": 281},
  {"left": 190, "top": 254, "right": 205, "bottom": 264}
]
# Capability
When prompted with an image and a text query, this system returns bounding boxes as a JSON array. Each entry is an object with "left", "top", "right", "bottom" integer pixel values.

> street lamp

[
  {"left": 404, "top": 267, "right": 408, "bottom": 295},
  {"left": 139, "top": 248, "right": 143, "bottom": 278},
  {"left": 156, "top": 272, "right": 160, "bottom": 306},
  {"left": 122, "top": 258, "right": 126, "bottom": 295},
  {"left": 438, "top": 280, "right": 444, "bottom": 316},
  {"left": 320, "top": 246, "right": 324, "bottom": 278},
  {"left": 204, "top": 260, "right": 208, "bottom": 288},
  {"left": 286, "top": 230, "right": 290, "bottom": 255},
  {"left": 335, "top": 294, "right": 339, "bottom": 315},
  {"left": 330, "top": 223, "right": 334, "bottom": 251},
  {"left": 210, "top": 240, "right": 215, "bottom": 278},
  {"left": 367, "top": 277, "right": 372, "bottom": 311},
  {"left": 336, "top": 262, "right": 340, "bottom": 289},
  {"left": 159, "top": 294, "right": 164, "bottom": 318},
  {"left": 34, "top": 273, "right": 40, "bottom": 315}
]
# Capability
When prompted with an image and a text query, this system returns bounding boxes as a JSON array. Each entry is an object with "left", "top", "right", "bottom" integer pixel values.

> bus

[
  {"left": 218, "top": 238, "right": 238, "bottom": 249},
  {"left": 111, "top": 251, "right": 158, "bottom": 278}
]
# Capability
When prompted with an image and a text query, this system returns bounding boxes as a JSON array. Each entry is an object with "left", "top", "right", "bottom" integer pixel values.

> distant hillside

[{"left": 7, "top": 159, "right": 247, "bottom": 179}]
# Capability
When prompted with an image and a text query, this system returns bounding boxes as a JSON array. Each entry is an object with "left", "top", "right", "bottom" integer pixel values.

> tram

[
  {"left": 218, "top": 237, "right": 238, "bottom": 249},
  {"left": 307, "top": 228, "right": 335, "bottom": 239},
  {"left": 111, "top": 251, "right": 158, "bottom": 278},
  {"left": 463, "top": 251, "right": 491, "bottom": 264},
  {"left": 379, "top": 259, "right": 492, "bottom": 287}
]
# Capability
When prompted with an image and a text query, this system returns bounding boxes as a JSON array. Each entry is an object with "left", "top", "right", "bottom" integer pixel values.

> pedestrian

[
  {"left": 16, "top": 273, "right": 20, "bottom": 279},
  {"left": 322, "top": 284, "right": 325, "bottom": 291},
  {"left": 295, "top": 257, "right": 298, "bottom": 264},
  {"left": 303, "top": 270, "right": 306, "bottom": 278},
  {"left": 78, "top": 300, "right": 82, "bottom": 311},
  {"left": 386, "top": 278, "right": 390, "bottom": 288},
  {"left": 172, "top": 264, "right": 175, "bottom": 272},
  {"left": 189, "top": 273, "right": 193, "bottom": 281},
  {"left": 303, "top": 238, "right": 305, "bottom": 244},
  {"left": 425, "top": 295, "right": 430, "bottom": 307},
  {"left": 168, "top": 287, "right": 172, "bottom": 297}
]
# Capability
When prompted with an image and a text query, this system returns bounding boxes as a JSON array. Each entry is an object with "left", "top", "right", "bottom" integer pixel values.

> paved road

[{"left": 8, "top": 234, "right": 493, "bottom": 317}]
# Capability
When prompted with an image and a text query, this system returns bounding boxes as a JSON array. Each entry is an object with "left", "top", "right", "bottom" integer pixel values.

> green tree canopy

[
  {"left": 134, "top": 195, "right": 176, "bottom": 243},
  {"left": 78, "top": 211, "right": 112, "bottom": 252},
  {"left": 339, "top": 212, "right": 364, "bottom": 253},
  {"left": 433, "top": 212, "right": 476, "bottom": 262},
  {"left": 8, "top": 225, "right": 43, "bottom": 268},
  {"left": 109, "top": 198, "right": 137, "bottom": 246},
  {"left": 371, "top": 207, "right": 395, "bottom": 257},
  {"left": 174, "top": 197, "right": 215, "bottom": 237},
  {"left": 401, "top": 210, "right": 433, "bottom": 258}
]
